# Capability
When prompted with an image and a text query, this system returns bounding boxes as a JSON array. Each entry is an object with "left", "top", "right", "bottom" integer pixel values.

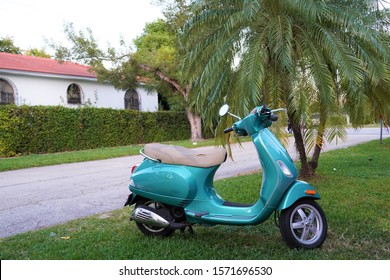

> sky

[
  {"left": 0, "top": 0, "right": 164, "bottom": 54},
  {"left": 2, "top": 0, "right": 389, "bottom": 55}
]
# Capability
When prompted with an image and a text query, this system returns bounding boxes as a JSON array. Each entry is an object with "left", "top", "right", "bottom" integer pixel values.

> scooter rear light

[{"left": 131, "top": 164, "right": 140, "bottom": 174}]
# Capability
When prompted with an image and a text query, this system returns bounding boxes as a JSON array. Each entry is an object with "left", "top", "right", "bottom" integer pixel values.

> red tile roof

[{"left": 0, "top": 52, "right": 96, "bottom": 78}]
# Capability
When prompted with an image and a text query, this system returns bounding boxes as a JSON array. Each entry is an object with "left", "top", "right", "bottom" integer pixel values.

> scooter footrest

[{"left": 223, "top": 201, "right": 253, "bottom": 207}]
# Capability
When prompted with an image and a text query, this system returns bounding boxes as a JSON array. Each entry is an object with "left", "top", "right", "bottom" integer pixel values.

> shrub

[{"left": 0, "top": 106, "right": 190, "bottom": 157}]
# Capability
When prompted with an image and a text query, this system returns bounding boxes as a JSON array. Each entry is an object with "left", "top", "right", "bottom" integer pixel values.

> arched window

[
  {"left": 0, "top": 78, "right": 15, "bottom": 105},
  {"left": 124, "top": 89, "right": 140, "bottom": 110},
  {"left": 67, "top": 83, "right": 82, "bottom": 104}
]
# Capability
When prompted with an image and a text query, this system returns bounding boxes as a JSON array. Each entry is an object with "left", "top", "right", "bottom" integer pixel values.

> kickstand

[{"left": 180, "top": 225, "right": 194, "bottom": 235}]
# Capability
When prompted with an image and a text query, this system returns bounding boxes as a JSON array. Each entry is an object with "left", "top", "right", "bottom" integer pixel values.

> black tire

[
  {"left": 279, "top": 199, "right": 327, "bottom": 249},
  {"left": 134, "top": 200, "right": 175, "bottom": 237}
]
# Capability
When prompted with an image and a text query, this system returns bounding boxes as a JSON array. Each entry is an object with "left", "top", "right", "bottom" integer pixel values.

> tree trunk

[
  {"left": 289, "top": 114, "right": 315, "bottom": 178},
  {"left": 309, "top": 106, "right": 328, "bottom": 174},
  {"left": 186, "top": 108, "right": 204, "bottom": 142},
  {"left": 138, "top": 64, "right": 204, "bottom": 141},
  {"left": 309, "top": 128, "right": 325, "bottom": 172}
]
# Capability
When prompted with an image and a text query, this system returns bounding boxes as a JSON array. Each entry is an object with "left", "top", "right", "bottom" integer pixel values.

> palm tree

[{"left": 182, "top": 0, "right": 390, "bottom": 178}]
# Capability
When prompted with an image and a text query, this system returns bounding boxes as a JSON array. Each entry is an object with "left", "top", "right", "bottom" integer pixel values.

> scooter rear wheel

[
  {"left": 134, "top": 200, "right": 176, "bottom": 237},
  {"left": 279, "top": 199, "right": 327, "bottom": 249}
]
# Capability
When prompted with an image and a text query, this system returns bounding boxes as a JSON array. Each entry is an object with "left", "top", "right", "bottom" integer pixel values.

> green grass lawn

[{"left": 0, "top": 140, "right": 389, "bottom": 259}]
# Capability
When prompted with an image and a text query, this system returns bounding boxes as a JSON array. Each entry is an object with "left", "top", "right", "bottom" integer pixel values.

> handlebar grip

[{"left": 224, "top": 127, "right": 234, "bottom": 134}]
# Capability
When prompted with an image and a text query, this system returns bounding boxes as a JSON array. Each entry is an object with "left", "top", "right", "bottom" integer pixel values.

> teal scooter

[{"left": 125, "top": 105, "right": 327, "bottom": 249}]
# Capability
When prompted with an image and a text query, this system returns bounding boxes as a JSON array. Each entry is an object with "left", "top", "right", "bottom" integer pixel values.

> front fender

[{"left": 277, "top": 180, "right": 320, "bottom": 211}]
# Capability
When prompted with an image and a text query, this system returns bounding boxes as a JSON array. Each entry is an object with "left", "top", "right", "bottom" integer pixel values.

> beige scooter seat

[{"left": 143, "top": 143, "right": 227, "bottom": 168}]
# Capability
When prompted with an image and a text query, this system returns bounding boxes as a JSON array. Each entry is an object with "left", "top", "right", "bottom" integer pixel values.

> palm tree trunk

[
  {"left": 310, "top": 141, "right": 322, "bottom": 171},
  {"left": 309, "top": 126, "right": 325, "bottom": 171},
  {"left": 288, "top": 114, "right": 314, "bottom": 178}
]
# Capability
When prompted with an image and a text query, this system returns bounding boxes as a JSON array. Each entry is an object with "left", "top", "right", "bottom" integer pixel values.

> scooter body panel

[
  {"left": 184, "top": 200, "right": 271, "bottom": 226},
  {"left": 252, "top": 129, "right": 298, "bottom": 208},
  {"left": 130, "top": 159, "right": 218, "bottom": 208},
  {"left": 183, "top": 175, "right": 266, "bottom": 225},
  {"left": 276, "top": 180, "right": 320, "bottom": 210}
]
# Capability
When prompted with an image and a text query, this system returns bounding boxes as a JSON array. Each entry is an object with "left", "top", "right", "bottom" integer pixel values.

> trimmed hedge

[{"left": 0, "top": 106, "right": 190, "bottom": 157}]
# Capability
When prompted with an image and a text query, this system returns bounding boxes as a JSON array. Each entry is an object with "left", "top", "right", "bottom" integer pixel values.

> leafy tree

[
  {"left": 1, "top": 37, "right": 51, "bottom": 58},
  {"left": 153, "top": 0, "right": 194, "bottom": 28},
  {"left": 182, "top": 0, "right": 390, "bottom": 178},
  {"left": 132, "top": 20, "right": 184, "bottom": 111},
  {"left": 24, "top": 48, "right": 51, "bottom": 58},
  {"left": 0, "top": 37, "right": 22, "bottom": 54},
  {"left": 51, "top": 10, "right": 204, "bottom": 141}
]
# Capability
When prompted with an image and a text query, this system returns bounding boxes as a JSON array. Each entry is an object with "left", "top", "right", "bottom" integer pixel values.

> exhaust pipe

[
  {"left": 131, "top": 206, "right": 170, "bottom": 228},
  {"left": 130, "top": 205, "right": 188, "bottom": 230}
]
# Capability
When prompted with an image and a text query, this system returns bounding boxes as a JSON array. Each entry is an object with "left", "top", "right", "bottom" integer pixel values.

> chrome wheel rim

[{"left": 289, "top": 203, "right": 324, "bottom": 245}]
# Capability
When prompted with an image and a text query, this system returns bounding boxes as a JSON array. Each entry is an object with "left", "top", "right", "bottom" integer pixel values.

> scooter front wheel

[{"left": 279, "top": 199, "right": 327, "bottom": 249}]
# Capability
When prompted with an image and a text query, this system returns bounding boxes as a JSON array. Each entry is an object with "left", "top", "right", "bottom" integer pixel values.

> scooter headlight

[{"left": 277, "top": 160, "right": 293, "bottom": 178}]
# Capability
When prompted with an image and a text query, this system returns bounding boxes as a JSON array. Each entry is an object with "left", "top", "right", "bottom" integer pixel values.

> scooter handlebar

[
  {"left": 259, "top": 106, "right": 278, "bottom": 122},
  {"left": 259, "top": 106, "right": 269, "bottom": 115},
  {"left": 223, "top": 106, "right": 279, "bottom": 134}
]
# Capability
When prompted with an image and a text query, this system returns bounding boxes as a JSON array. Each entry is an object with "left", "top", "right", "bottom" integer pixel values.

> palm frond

[{"left": 182, "top": 0, "right": 390, "bottom": 168}]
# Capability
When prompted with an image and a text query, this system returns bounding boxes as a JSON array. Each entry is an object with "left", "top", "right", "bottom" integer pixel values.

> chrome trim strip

[{"left": 140, "top": 148, "right": 161, "bottom": 162}]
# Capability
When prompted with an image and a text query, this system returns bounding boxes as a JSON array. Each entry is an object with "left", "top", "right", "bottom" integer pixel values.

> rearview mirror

[{"left": 219, "top": 104, "right": 230, "bottom": 117}]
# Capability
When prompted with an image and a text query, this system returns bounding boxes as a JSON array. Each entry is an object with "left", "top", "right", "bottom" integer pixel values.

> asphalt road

[{"left": 0, "top": 128, "right": 388, "bottom": 238}]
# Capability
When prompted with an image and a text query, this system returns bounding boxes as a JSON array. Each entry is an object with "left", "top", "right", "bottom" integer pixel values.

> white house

[{"left": 0, "top": 52, "right": 158, "bottom": 111}]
